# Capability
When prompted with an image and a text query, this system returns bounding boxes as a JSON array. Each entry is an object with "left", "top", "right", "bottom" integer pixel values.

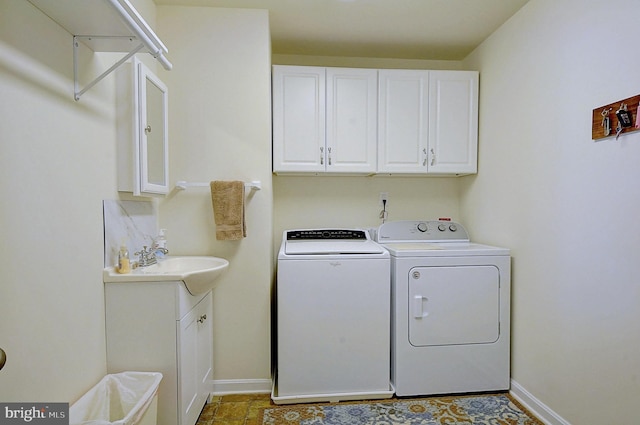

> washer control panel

[
  {"left": 287, "top": 229, "right": 368, "bottom": 240},
  {"left": 376, "top": 220, "right": 469, "bottom": 242}
]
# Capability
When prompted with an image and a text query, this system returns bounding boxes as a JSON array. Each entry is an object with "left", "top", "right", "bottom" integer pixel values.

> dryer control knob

[
  {"left": 417, "top": 222, "right": 428, "bottom": 232},
  {"left": 438, "top": 224, "right": 446, "bottom": 231},
  {"left": 449, "top": 224, "right": 457, "bottom": 232}
]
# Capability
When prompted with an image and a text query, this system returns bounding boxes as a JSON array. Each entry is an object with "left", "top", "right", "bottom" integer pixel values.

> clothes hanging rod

[{"left": 176, "top": 181, "right": 262, "bottom": 191}]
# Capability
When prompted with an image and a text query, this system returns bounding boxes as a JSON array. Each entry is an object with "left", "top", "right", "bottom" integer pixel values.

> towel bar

[{"left": 176, "top": 180, "right": 261, "bottom": 191}]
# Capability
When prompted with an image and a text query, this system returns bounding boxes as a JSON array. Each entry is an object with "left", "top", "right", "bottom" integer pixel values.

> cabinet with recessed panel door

[
  {"left": 272, "top": 65, "right": 378, "bottom": 174},
  {"left": 105, "top": 282, "right": 212, "bottom": 425},
  {"left": 378, "top": 69, "right": 478, "bottom": 175}
]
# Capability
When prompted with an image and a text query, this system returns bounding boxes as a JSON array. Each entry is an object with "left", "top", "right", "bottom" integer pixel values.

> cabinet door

[
  {"left": 138, "top": 61, "right": 169, "bottom": 194},
  {"left": 377, "top": 70, "right": 429, "bottom": 173},
  {"left": 196, "top": 292, "right": 213, "bottom": 408},
  {"left": 428, "top": 71, "right": 478, "bottom": 174},
  {"left": 116, "top": 58, "right": 169, "bottom": 196},
  {"left": 178, "top": 304, "right": 200, "bottom": 425},
  {"left": 325, "top": 68, "right": 377, "bottom": 173},
  {"left": 272, "top": 66, "right": 326, "bottom": 173},
  {"left": 178, "top": 292, "right": 212, "bottom": 425}
]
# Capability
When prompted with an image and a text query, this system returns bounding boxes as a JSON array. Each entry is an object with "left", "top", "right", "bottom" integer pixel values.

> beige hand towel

[{"left": 210, "top": 181, "right": 246, "bottom": 240}]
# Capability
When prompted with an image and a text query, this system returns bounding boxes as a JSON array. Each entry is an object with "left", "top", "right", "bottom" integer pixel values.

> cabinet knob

[
  {"left": 198, "top": 314, "right": 207, "bottom": 324},
  {"left": 144, "top": 125, "right": 152, "bottom": 134},
  {"left": 0, "top": 348, "right": 6, "bottom": 371}
]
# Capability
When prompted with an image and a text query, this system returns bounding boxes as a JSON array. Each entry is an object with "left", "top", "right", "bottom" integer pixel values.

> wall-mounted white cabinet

[
  {"left": 105, "top": 282, "right": 213, "bottom": 425},
  {"left": 273, "top": 66, "right": 478, "bottom": 176},
  {"left": 272, "top": 66, "right": 378, "bottom": 174},
  {"left": 116, "top": 58, "right": 169, "bottom": 196},
  {"left": 378, "top": 69, "right": 478, "bottom": 175}
]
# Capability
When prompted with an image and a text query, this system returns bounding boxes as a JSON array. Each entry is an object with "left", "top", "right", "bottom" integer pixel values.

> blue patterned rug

[{"left": 260, "top": 393, "right": 543, "bottom": 424}]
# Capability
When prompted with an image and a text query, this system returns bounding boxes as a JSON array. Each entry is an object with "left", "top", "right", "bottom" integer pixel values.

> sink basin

[{"left": 104, "top": 256, "right": 229, "bottom": 295}]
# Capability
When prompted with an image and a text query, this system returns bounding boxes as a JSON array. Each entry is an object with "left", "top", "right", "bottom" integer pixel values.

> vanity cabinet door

[{"left": 178, "top": 291, "right": 212, "bottom": 425}]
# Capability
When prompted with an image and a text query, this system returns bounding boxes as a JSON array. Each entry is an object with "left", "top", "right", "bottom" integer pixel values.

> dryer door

[{"left": 408, "top": 265, "right": 500, "bottom": 346}]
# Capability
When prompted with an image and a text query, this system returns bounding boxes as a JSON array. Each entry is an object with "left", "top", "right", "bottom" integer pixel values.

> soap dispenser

[
  {"left": 155, "top": 229, "right": 168, "bottom": 260},
  {"left": 157, "top": 229, "right": 167, "bottom": 249},
  {"left": 117, "top": 244, "right": 131, "bottom": 274}
]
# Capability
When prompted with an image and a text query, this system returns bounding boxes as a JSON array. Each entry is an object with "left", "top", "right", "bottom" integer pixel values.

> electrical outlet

[{"left": 379, "top": 192, "right": 389, "bottom": 207}]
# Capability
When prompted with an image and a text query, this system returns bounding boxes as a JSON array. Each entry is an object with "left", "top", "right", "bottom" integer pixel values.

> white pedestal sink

[{"left": 103, "top": 256, "right": 229, "bottom": 295}]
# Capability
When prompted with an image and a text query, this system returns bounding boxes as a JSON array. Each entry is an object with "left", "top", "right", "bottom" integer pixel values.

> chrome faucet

[
  {"left": 134, "top": 246, "right": 157, "bottom": 267},
  {"left": 134, "top": 243, "right": 169, "bottom": 267}
]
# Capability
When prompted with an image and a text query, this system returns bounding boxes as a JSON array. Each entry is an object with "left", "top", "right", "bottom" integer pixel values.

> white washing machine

[
  {"left": 273, "top": 229, "right": 393, "bottom": 404},
  {"left": 375, "top": 220, "right": 511, "bottom": 397}
]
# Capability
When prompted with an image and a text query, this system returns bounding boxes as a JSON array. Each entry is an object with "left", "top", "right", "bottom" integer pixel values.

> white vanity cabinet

[
  {"left": 116, "top": 57, "right": 169, "bottom": 196},
  {"left": 272, "top": 65, "right": 378, "bottom": 174},
  {"left": 378, "top": 69, "right": 478, "bottom": 175},
  {"left": 105, "top": 282, "right": 213, "bottom": 425}
]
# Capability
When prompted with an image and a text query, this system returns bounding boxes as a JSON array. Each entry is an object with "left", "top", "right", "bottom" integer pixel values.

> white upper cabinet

[
  {"left": 378, "top": 69, "right": 478, "bottom": 175},
  {"left": 378, "top": 70, "right": 430, "bottom": 173},
  {"left": 273, "top": 66, "right": 326, "bottom": 173},
  {"left": 325, "top": 68, "right": 378, "bottom": 173},
  {"left": 272, "top": 66, "right": 377, "bottom": 174},
  {"left": 116, "top": 58, "right": 169, "bottom": 196},
  {"left": 428, "top": 71, "right": 478, "bottom": 174},
  {"left": 273, "top": 66, "right": 478, "bottom": 176}
]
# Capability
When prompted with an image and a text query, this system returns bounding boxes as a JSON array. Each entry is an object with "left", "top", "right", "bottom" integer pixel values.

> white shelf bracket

[{"left": 73, "top": 35, "right": 144, "bottom": 101}]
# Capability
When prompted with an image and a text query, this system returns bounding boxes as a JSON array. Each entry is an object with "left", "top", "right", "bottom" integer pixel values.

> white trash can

[{"left": 69, "top": 371, "right": 162, "bottom": 425}]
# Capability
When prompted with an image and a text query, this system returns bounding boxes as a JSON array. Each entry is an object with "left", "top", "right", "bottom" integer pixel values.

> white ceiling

[{"left": 154, "top": 0, "right": 530, "bottom": 60}]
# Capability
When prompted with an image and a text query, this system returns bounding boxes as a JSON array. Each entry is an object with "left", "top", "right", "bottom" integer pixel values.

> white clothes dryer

[
  {"left": 274, "top": 229, "right": 393, "bottom": 404},
  {"left": 375, "top": 220, "right": 511, "bottom": 397}
]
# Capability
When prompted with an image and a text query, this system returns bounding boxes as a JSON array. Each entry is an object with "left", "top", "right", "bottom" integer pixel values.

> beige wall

[
  {"left": 0, "top": 0, "right": 123, "bottom": 402},
  {"left": 461, "top": 0, "right": 640, "bottom": 423},
  {"left": 156, "top": 6, "right": 273, "bottom": 385}
]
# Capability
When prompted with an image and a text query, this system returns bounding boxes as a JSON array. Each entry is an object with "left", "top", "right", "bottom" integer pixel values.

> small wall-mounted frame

[{"left": 592, "top": 94, "right": 640, "bottom": 140}]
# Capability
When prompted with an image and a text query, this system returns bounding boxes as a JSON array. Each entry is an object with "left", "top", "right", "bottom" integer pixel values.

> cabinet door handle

[
  {"left": 422, "top": 148, "right": 428, "bottom": 166},
  {"left": 327, "top": 147, "right": 332, "bottom": 166},
  {"left": 144, "top": 124, "right": 152, "bottom": 134},
  {"left": 320, "top": 147, "right": 324, "bottom": 165},
  {"left": 198, "top": 314, "right": 207, "bottom": 323},
  {"left": 430, "top": 148, "right": 436, "bottom": 166}
]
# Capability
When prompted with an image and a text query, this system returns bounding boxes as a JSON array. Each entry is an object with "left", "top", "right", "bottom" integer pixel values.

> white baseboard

[
  {"left": 211, "top": 378, "right": 272, "bottom": 395},
  {"left": 509, "top": 380, "right": 571, "bottom": 425}
]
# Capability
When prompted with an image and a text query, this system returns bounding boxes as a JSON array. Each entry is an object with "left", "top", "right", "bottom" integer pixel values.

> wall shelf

[{"left": 27, "top": 0, "right": 172, "bottom": 100}]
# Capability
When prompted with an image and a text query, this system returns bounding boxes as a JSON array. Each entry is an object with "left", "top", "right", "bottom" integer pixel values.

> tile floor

[{"left": 196, "top": 393, "right": 274, "bottom": 425}]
